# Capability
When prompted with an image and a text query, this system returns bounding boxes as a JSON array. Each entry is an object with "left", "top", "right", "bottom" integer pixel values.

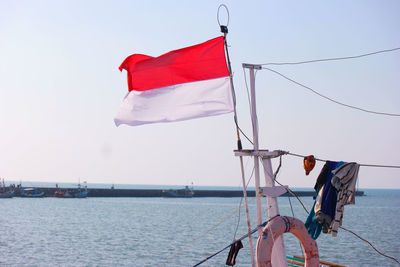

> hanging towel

[
  {"left": 314, "top": 161, "right": 344, "bottom": 234},
  {"left": 305, "top": 191, "right": 323, "bottom": 240},
  {"left": 319, "top": 161, "right": 344, "bottom": 218},
  {"left": 330, "top": 162, "right": 360, "bottom": 237},
  {"left": 331, "top": 162, "right": 360, "bottom": 204}
]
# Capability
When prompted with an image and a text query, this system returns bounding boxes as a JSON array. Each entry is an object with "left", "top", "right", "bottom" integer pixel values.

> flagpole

[{"left": 220, "top": 19, "right": 256, "bottom": 267}]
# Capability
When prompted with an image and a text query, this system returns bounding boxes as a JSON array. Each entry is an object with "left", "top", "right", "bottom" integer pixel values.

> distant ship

[
  {"left": 54, "top": 189, "right": 88, "bottom": 198},
  {"left": 20, "top": 188, "right": 45, "bottom": 198},
  {"left": 54, "top": 181, "right": 88, "bottom": 198},
  {"left": 0, "top": 178, "right": 14, "bottom": 198},
  {"left": 161, "top": 186, "right": 194, "bottom": 198}
]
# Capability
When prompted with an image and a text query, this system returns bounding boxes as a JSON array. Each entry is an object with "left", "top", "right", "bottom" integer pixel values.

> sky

[{"left": 0, "top": 0, "right": 399, "bottom": 189}]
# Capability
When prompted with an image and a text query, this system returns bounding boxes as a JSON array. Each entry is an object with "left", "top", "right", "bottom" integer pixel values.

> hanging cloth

[
  {"left": 319, "top": 161, "right": 344, "bottom": 218},
  {"left": 314, "top": 161, "right": 343, "bottom": 234},
  {"left": 330, "top": 162, "right": 360, "bottom": 237},
  {"left": 305, "top": 190, "right": 323, "bottom": 240},
  {"left": 226, "top": 240, "right": 243, "bottom": 266},
  {"left": 303, "top": 155, "right": 316, "bottom": 175},
  {"left": 331, "top": 162, "right": 360, "bottom": 204},
  {"left": 313, "top": 161, "right": 331, "bottom": 192}
]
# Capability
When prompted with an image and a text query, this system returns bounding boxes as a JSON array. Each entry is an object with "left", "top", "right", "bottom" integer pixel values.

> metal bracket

[
  {"left": 259, "top": 186, "right": 288, "bottom": 197},
  {"left": 234, "top": 149, "right": 286, "bottom": 159},
  {"left": 242, "top": 63, "right": 262, "bottom": 70}
]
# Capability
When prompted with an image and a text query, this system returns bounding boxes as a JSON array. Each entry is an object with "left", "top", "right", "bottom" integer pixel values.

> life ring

[{"left": 256, "top": 216, "right": 319, "bottom": 267}]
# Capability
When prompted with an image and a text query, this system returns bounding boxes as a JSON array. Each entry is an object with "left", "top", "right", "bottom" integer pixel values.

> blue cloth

[
  {"left": 306, "top": 161, "right": 344, "bottom": 239},
  {"left": 305, "top": 200, "right": 322, "bottom": 240},
  {"left": 320, "top": 161, "right": 344, "bottom": 217}
]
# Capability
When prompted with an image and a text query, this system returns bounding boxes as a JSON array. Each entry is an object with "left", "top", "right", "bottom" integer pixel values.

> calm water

[{"left": 1, "top": 189, "right": 399, "bottom": 267}]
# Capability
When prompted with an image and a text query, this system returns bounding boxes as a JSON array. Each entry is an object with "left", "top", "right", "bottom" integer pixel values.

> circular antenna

[{"left": 217, "top": 4, "right": 230, "bottom": 26}]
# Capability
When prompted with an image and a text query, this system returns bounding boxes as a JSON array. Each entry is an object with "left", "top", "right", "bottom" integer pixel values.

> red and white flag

[{"left": 115, "top": 36, "right": 234, "bottom": 127}]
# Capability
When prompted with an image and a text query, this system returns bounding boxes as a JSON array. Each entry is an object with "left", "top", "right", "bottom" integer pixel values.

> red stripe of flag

[{"left": 119, "top": 36, "right": 229, "bottom": 91}]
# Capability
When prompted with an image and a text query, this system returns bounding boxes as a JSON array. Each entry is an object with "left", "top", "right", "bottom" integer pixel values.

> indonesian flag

[{"left": 115, "top": 36, "right": 234, "bottom": 127}]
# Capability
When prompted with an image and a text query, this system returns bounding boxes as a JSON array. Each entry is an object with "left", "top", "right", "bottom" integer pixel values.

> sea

[{"left": 1, "top": 185, "right": 399, "bottom": 267}]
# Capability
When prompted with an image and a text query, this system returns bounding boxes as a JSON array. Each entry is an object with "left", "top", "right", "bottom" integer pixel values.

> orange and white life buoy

[{"left": 256, "top": 216, "right": 319, "bottom": 267}]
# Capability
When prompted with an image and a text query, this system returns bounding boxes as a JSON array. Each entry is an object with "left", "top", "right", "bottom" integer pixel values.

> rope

[
  {"left": 272, "top": 156, "right": 305, "bottom": 257},
  {"left": 259, "top": 157, "right": 311, "bottom": 214},
  {"left": 159, "top": 196, "right": 256, "bottom": 266},
  {"left": 358, "top": 163, "right": 400, "bottom": 169},
  {"left": 233, "top": 195, "right": 243, "bottom": 240},
  {"left": 281, "top": 185, "right": 400, "bottom": 265},
  {"left": 241, "top": 67, "right": 255, "bottom": 145},
  {"left": 220, "top": 10, "right": 254, "bottom": 148},
  {"left": 339, "top": 226, "right": 400, "bottom": 265},
  {"left": 193, "top": 214, "right": 281, "bottom": 267},
  {"left": 273, "top": 155, "right": 282, "bottom": 179},
  {"left": 270, "top": 155, "right": 400, "bottom": 265},
  {"left": 259, "top": 155, "right": 311, "bottom": 263},
  {"left": 283, "top": 179, "right": 400, "bottom": 265},
  {"left": 287, "top": 189, "right": 306, "bottom": 258},
  {"left": 259, "top": 47, "right": 400, "bottom": 66},
  {"left": 183, "top": 155, "right": 399, "bottom": 266},
  {"left": 263, "top": 67, "right": 400, "bottom": 117},
  {"left": 224, "top": 32, "right": 242, "bottom": 150},
  {"left": 274, "top": 177, "right": 311, "bottom": 215},
  {"left": 285, "top": 151, "right": 400, "bottom": 169},
  {"left": 233, "top": 165, "right": 255, "bottom": 240}
]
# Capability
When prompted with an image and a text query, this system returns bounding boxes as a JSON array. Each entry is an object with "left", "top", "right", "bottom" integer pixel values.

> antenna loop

[{"left": 217, "top": 4, "right": 230, "bottom": 27}]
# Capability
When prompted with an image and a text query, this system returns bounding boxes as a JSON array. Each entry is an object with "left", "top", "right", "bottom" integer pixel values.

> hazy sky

[{"left": 1, "top": 0, "right": 399, "bottom": 188}]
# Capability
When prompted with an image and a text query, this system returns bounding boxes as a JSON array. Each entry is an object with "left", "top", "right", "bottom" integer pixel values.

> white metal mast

[{"left": 239, "top": 63, "right": 288, "bottom": 267}]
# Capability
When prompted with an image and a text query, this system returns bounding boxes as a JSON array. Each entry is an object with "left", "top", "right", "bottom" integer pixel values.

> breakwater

[{"left": 21, "top": 187, "right": 364, "bottom": 198}]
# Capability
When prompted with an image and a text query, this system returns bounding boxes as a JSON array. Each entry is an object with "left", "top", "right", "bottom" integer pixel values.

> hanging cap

[{"left": 303, "top": 155, "right": 316, "bottom": 175}]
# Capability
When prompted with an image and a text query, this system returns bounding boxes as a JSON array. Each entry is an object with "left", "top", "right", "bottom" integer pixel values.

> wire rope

[
  {"left": 273, "top": 156, "right": 306, "bottom": 259},
  {"left": 273, "top": 166, "right": 400, "bottom": 265},
  {"left": 260, "top": 157, "right": 311, "bottom": 214},
  {"left": 232, "top": 165, "right": 255, "bottom": 240},
  {"left": 263, "top": 67, "right": 400, "bottom": 117},
  {"left": 193, "top": 214, "right": 281, "bottom": 267},
  {"left": 220, "top": 9, "right": 254, "bottom": 148},
  {"left": 276, "top": 178, "right": 400, "bottom": 265},
  {"left": 259, "top": 47, "right": 400, "bottom": 66},
  {"left": 159, "top": 196, "right": 256, "bottom": 266},
  {"left": 339, "top": 226, "right": 400, "bottom": 265},
  {"left": 285, "top": 151, "right": 400, "bottom": 169}
]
